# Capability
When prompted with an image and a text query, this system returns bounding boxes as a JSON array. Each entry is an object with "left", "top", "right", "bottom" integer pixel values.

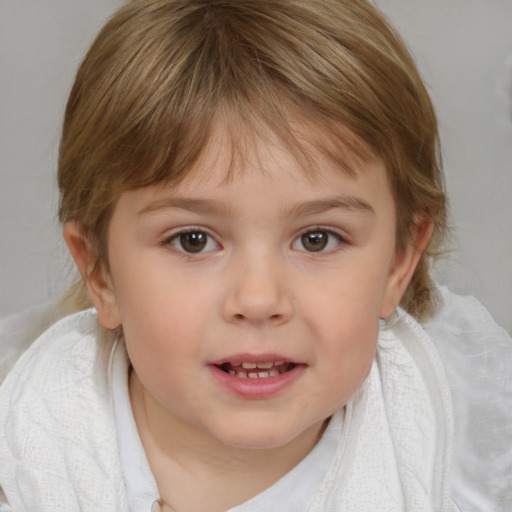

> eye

[
  {"left": 166, "top": 230, "right": 219, "bottom": 254},
  {"left": 292, "top": 229, "right": 343, "bottom": 253}
]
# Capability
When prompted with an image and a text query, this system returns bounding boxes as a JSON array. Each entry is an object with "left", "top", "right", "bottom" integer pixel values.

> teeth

[
  {"left": 240, "top": 361, "right": 280, "bottom": 369},
  {"left": 226, "top": 367, "right": 289, "bottom": 379},
  {"left": 247, "top": 371, "right": 271, "bottom": 378},
  {"left": 256, "top": 362, "right": 273, "bottom": 369},
  {"left": 221, "top": 361, "right": 294, "bottom": 379}
]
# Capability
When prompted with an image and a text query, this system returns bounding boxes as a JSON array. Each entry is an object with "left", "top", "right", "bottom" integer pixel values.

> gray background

[{"left": 1, "top": 0, "right": 511, "bottom": 333}]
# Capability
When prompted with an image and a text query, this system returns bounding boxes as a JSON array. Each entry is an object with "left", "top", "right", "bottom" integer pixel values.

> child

[{"left": 0, "top": 0, "right": 510, "bottom": 510}]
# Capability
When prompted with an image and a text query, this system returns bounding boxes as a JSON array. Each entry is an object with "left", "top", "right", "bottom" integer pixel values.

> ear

[
  {"left": 63, "top": 222, "right": 122, "bottom": 330},
  {"left": 379, "top": 220, "right": 434, "bottom": 319}
]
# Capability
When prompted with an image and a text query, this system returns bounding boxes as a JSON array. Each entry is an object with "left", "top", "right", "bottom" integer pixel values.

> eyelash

[
  {"left": 162, "top": 228, "right": 220, "bottom": 255},
  {"left": 161, "top": 227, "right": 346, "bottom": 255},
  {"left": 292, "top": 228, "right": 345, "bottom": 254}
]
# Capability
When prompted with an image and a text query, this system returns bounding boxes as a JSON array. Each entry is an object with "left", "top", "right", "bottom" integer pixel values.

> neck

[{"left": 129, "top": 371, "right": 325, "bottom": 512}]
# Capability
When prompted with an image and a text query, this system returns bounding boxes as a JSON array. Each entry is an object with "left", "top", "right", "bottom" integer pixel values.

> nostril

[{"left": 231, "top": 312, "right": 284, "bottom": 323}]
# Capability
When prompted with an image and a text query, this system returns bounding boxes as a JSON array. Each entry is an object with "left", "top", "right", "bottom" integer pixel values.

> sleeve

[
  {"left": 0, "top": 300, "right": 64, "bottom": 384},
  {"left": 423, "top": 285, "right": 512, "bottom": 512}
]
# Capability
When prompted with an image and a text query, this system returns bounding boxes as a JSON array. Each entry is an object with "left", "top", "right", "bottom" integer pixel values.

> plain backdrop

[{"left": 1, "top": 0, "right": 511, "bottom": 334}]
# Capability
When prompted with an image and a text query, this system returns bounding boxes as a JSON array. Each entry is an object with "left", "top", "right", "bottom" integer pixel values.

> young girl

[{"left": 0, "top": 0, "right": 510, "bottom": 510}]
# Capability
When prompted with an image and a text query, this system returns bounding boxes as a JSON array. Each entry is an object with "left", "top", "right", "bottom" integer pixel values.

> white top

[{"left": 110, "top": 339, "right": 342, "bottom": 512}]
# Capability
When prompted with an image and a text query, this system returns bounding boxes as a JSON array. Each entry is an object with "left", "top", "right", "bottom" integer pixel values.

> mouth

[
  {"left": 210, "top": 355, "right": 304, "bottom": 398},
  {"left": 216, "top": 361, "right": 296, "bottom": 379}
]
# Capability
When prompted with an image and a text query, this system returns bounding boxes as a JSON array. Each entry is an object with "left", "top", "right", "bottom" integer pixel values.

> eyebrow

[
  {"left": 138, "top": 197, "right": 235, "bottom": 216},
  {"left": 138, "top": 195, "right": 374, "bottom": 217},
  {"left": 287, "top": 196, "right": 374, "bottom": 217}
]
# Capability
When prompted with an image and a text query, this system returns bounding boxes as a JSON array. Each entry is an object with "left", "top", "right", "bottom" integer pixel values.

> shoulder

[
  {"left": 0, "top": 300, "right": 65, "bottom": 384},
  {"left": 422, "top": 285, "right": 512, "bottom": 512},
  {"left": 0, "top": 310, "right": 127, "bottom": 511},
  {"left": 0, "top": 308, "right": 110, "bottom": 391},
  {"left": 425, "top": 284, "right": 511, "bottom": 341},
  {"left": 0, "top": 307, "right": 115, "bottom": 441}
]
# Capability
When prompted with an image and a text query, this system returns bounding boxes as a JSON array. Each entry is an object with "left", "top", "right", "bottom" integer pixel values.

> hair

[{"left": 58, "top": 0, "right": 447, "bottom": 320}]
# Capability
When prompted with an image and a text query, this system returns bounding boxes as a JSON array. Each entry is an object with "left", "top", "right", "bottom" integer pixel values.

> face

[{"left": 80, "top": 129, "right": 422, "bottom": 451}]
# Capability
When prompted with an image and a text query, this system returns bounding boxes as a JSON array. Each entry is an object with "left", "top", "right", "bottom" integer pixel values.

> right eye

[
  {"left": 165, "top": 230, "right": 219, "bottom": 254},
  {"left": 292, "top": 228, "right": 343, "bottom": 253}
]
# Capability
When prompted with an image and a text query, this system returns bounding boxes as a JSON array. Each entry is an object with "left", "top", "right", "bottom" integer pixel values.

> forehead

[
  {"left": 138, "top": 120, "right": 393, "bottom": 220},
  {"left": 157, "top": 114, "right": 384, "bottom": 193}
]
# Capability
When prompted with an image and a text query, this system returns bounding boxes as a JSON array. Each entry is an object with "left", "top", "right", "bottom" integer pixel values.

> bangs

[
  {"left": 150, "top": 99, "right": 378, "bottom": 194},
  {"left": 59, "top": 0, "right": 383, "bottom": 221}
]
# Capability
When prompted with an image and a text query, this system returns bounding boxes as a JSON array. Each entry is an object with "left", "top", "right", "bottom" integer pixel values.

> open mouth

[{"left": 217, "top": 361, "right": 296, "bottom": 379}]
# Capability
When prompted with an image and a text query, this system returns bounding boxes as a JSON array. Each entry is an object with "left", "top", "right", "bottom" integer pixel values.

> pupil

[
  {"left": 302, "top": 231, "right": 327, "bottom": 252},
  {"left": 180, "top": 232, "right": 207, "bottom": 253}
]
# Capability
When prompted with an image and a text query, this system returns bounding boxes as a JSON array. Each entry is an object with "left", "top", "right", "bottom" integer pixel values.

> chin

[
  {"left": 209, "top": 418, "right": 317, "bottom": 452},
  {"left": 217, "top": 430, "right": 291, "bottom": 450}
]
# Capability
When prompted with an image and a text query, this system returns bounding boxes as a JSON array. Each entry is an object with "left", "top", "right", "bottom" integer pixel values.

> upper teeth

[
  {"left": 222, "top": 361, "right": 291, "bottom": 379},
  {"left": 241, "top": 362, "right": 273, "bottom": 369}
]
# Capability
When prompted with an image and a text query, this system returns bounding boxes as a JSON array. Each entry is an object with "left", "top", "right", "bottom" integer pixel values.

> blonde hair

[{"left": 58, "top": 0, "right": 447, "bottom": 320}]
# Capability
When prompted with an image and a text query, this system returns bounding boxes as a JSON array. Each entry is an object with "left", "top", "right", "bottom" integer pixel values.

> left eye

[
  {"left": 167, "top": 230, "right": 219, "bottom": 254},
  {"left": 292, "top": 229, "right": 342, "bottom": 253}
]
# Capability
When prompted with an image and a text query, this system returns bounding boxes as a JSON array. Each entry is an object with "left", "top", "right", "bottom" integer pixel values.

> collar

[{"left": 110, "top": 339, "right": 160, "bottom": 512}]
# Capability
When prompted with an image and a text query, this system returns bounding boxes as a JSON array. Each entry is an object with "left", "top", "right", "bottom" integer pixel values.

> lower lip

[{"left": 208, "top": 364, "right": 306, "bottom": 399}]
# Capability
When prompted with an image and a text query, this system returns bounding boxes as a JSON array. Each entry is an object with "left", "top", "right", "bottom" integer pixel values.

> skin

[{"left": 64, "top": 127, "right": 431, "bottom": 511}]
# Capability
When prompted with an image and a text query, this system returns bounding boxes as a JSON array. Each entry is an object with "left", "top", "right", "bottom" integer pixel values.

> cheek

[
  {"left": 322, "top": 321, "right": 379, "bottom": 410},
  {"left": 302, "top": 260, "right": 390, "bottom": 331},
  {"left": 318, "top": 308, "right": 379, "bottom": 374},
  {"left": 112, "top": 251, "right": 206, "bottom": 322},
  {"left": 120, "top": 291, "right": 208, "bottom": 411},
  {"left": 298, "top": 266, "right": 384, "bottom": 396},
  {"left": 109, "top": 264, "right": 206, "bottom": 367}
]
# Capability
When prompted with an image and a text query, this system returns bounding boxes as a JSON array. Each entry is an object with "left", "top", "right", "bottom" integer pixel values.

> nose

[{"left": 221, "top": 253, "right": 294, "bottom": 326}]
